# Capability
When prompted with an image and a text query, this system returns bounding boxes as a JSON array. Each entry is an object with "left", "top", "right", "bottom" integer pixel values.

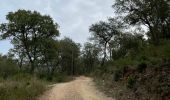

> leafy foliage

[
  {"left": 89, "top": 20, "right": 120, "bottom": 66},
  {"left": 126, "top": 75, "right": 136, "bottom": 89},
  {"left": 0, "top": 10, "right": 59, "bottom": 72},
  {"left": 59, "top": 37, "right": 80, "bottom": 75},
  {"left": 0, "top": 55, "right": 18, "bottom": 79},
  {"left": 113, "top": 0, "right": 170, "bottom": 44},
  {"left": 82, "top": 42, "right": 101, "bottom": 73}
]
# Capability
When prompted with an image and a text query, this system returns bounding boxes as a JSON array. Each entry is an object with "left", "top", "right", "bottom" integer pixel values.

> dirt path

[{"left": 38, "top": 76, "right": 114, "bottom": 100}]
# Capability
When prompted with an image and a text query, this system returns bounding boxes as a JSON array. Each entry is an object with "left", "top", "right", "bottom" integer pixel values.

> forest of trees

[{"left": 0, "top": 0, "right": 170, "bottom": 100}]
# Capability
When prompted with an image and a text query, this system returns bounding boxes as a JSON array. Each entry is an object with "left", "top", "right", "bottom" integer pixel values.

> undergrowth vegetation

[
  {"left": 0, "top": 55, "right": 72, "bottom": 100},
  {"left": 93, "top": 40, "right": 170, "bottom": 100},
  {"left": 0, "top": 74, "right": 46, "bottom": 100}
]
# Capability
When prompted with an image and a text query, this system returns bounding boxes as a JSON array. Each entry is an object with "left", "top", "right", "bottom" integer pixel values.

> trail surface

[{"left": 39, "top": 76, "right": 114, "bottom": 100}]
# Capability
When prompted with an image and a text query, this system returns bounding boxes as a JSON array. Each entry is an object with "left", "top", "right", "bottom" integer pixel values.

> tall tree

[
  {"left": 89, "top": 21, "right": 119, "bottom": 66},
  {"left": 82, "top": 42, "right": 101, "bottom": 73},
  {"left": 59, "top": 37, "right": 80, "bottom": 75},
  {"left": 0, "top": 10, "right": 59, "bottom": 72},
  {"left": 40, "top": 39, "right": 60, "bottom": 77},
  {"left": 113, "top": 0, "right": 170, "bottom": 44}
]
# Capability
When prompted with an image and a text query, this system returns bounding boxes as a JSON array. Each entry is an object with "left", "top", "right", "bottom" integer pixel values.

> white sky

[{"left": 0, "top": 0, "right": 114, "bottom": 55}]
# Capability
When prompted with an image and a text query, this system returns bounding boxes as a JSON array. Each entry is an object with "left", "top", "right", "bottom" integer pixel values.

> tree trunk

[
  {"left": 72, "top": 51, "right": 75, "bottom": 75},
  {"left": 30, "top": 60, "right": 35, "bottom": 73},
  {"left": 22, "top": 32, "right": 35, "bottom": 73},
  {"left": 109, "top": 47, "right": 112, "bottom": 60},
  {"left": 101, "top": 42, "right": 107, "bottom": 67},
  {"left": 18, "top": 57, "right": 23, "bottom": 70},
  {"left": 149, "top": 26, "right": 160, "bottom": 45}
]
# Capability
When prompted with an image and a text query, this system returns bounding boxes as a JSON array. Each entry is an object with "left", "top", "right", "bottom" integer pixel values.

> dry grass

[{"left": 0, "top": 75, "right": 46, "bottom": 100}]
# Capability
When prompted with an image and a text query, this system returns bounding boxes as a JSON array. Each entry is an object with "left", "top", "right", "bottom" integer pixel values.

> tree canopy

[
  {"left": 113, "top": 0, "right": 170, "bottom": 44},
  {"left": 0, "top": 10, "right": 59, "bottom": 72},
  {"left": 89, "top": 20, "right": 120, "bottom": 66}
]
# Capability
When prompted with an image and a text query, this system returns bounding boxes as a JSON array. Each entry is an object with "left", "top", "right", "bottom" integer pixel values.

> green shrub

[
  {"left": 0, "top": 57, "right": 18, "bottom": 79},
  {"left": 159, "top": 41, "right": 170, "bottom": 60},
  {"left": 127, "top": 75, "right": 136, "bottom": 89},
  {"left": 137, "top": 62, "right": 147, "bottom": 73},
  {"left": 113, "top": 58, "right": 138, "bottom": 68},
  {"left": 113, "top": 69, "right": 123, "bottom": 81},
  {"left": 10, "top": 73, "right": 32, "bottom": 81},
  {"left": 52, "top": 73, "right": 72, "bottom": 83},
  {"left": 160, "top": 82, "right": 170, "bottom": 95}
]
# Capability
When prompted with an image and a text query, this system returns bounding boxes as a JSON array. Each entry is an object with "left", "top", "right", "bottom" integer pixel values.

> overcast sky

[{"left": 0, "top": 0, "right": 114, "bottom": 55}]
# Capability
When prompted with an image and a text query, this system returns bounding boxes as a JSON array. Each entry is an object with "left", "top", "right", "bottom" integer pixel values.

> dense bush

[
  {"left": 137, "top": 62, "right": 147, "bottom": 73},
  {"left": 113, "top": 69, "right": 122, "bottom": 81},
  {"left": 0, "top": 56, "right": 18, "bottom": 79},
  {"left": 113, "top": 58, "right": 138, "bottom": 68},
  {"left": 126, "top": 76, "right": 136, "bottom": 89}
]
